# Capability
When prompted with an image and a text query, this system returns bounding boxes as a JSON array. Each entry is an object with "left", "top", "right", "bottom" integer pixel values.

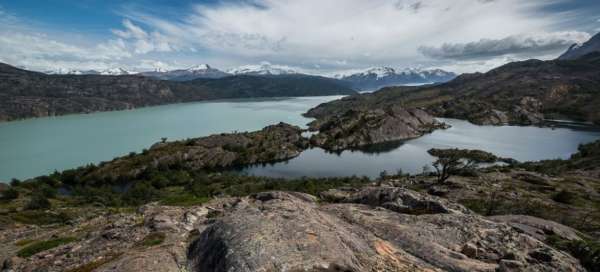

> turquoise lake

[{"left": 1, "top": 96, "right": 600, "bottom": 181}]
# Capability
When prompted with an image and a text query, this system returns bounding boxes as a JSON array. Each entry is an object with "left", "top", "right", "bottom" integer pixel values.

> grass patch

[
  {"left": 14, "top": 238, "right": 37, "bottom": 246},
  {"left": 136, "top": 232, "right": 165, "bottom": 248},
  {"left": 10, "top": 210, "right": 71, "bottom": 225},
  {"left": 17, "top": 237, "right": 77, "bottom": 257},
  {"left": 160, "top": 194, "right": 210, "bottom": 206},
  {"left": 66, "top": 252, "right": 123, "bottom": 272}
]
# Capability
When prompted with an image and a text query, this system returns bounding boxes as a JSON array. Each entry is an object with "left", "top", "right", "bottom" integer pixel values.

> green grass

[
  {"left": 136, "top": 232, "right": 165, "bottom": 247},
  {"left": 14, "top": 238, "right": 37, "bottom": 246},
  {"left": 66, "top": 252, "right": 122, "bottom": 272},
  {"left": 17, "top": 237, "right": 77, "bottom": 257},
  {"left": 160, "top": 194, "right": 210, "bottom": 206},
  {"left": 10, "top": 210, "right": 71, "bottom": 225}
]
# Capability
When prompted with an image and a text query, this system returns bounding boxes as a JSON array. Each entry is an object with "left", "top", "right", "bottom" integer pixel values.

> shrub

[
  {"left": 552, "top": 190, "right": 577, "bottom": 205},
  {"left": 123, "top": 182, "right": 158, "bottom": 206},
  {"left": 547, "top": 235, "right": 600, "bottom": 272},
  {"left": 17, "top": 237, "right": 77, "bottom": 257},
  {"left": 25, "top": 194, "right": 51, "bottom": 210},
  {"left": 1, "top": 187, "right": 19, "bottom": 201},
  {"left": 10, "top": 178, "right": 21, "bottom": 187}
]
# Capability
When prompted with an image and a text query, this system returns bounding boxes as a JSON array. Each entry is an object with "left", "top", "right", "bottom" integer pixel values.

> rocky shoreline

[{"left": 308, "top": 106, "right": 449, "bottom": 151}]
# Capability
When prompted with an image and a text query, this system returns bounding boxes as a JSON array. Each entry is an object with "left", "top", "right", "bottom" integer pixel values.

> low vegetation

[{"left": 17, "top": 237, "right": 78, "bottom": 258}]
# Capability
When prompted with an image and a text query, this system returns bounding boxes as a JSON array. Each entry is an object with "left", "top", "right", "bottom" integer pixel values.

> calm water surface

[
  {"left": 1, "top": 96, "right": 599, "bottom": 181},
  {"left": 240, "top": 118, "right": 600, "bottom": 179},
  {"left": 0, "top": 96, "right": 341, "bottom": 181}
]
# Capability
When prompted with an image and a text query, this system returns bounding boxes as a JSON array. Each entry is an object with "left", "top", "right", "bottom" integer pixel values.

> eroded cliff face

[
  {"left": 1, "top": 187, "right": 584, "bottom": 271},
  {"left": 308, "top": 106, "right": 448, "bottom": 151}
]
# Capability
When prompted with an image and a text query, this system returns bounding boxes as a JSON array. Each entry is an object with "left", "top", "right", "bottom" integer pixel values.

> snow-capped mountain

[
  {"left": 99, "top": 68, "right": 136, "bottom": 76},
  {"left": 559, "top": 32, "right": 600, "bottom": 60},
  {"left": 227, "top": 62, "right": 298, "bottom": 76},
  {"left": 337, "top": 67, "right": 456, "bottom": 91},
  {"left": 140, "top": 64, "right": 229, "bottom": 81},
  {"left": 45, "top": 67, "right": 136, "bottom": 76},
  {"left": 45, "top": 68, "right": 96, "bottom": 75}
]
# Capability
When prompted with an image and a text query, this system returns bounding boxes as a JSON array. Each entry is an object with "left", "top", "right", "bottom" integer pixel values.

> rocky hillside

[
  {"left": 0, "top": 63, "right": 356, "bottom": 122},
  {"left": 306, "top": 52, "right": 600, "bottom": 126},
  {"left": 173, "top": 74, "right": 356, "bottom": 101},
  {"left": 308, "top": 106, "right": 448, "bottom": 151}
]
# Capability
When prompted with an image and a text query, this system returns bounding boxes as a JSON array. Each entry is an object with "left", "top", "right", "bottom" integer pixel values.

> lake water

[
  {"left": 239, "top": 118, "right": 600, "bottom": 178},
  {"left": 0, "top": 96, "right": 341, "bottom": 181},
  {"left": 1, "top": 96, "right": 599, "bottom": 181}
]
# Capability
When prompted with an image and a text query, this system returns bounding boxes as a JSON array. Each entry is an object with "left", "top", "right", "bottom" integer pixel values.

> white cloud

[
  {"left": 0, "top": 0, "right": 595, "bottom": 73},
  {"left": 111, "top": 19, "right": 175, "bottom": 54},
  {"left": 419, "top": 31, "right": 590, "bottom": 60},
  {"left": 119, "top": 0, "right": 588, "bottom": 72}
]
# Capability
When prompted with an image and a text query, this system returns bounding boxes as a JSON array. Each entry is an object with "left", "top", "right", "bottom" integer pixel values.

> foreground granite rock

[
  {"left": 1, "top": 187, "right": 585, "bottom": 271},
  {"left": 189, "top": 188, "right": 583, "bottom": 272},
  {"left": 308, "top": 106, "right": 448, "bottom": 151}
]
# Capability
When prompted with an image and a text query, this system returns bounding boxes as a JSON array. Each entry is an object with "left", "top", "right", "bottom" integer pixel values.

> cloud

[
  {"left": 121, "top": 0, "right": 587, "bottom": 72},
  {"left": 0, "top": 0, "right": 595, "bottom": 73},
  {"left": 418, "top": 32, "right": 590, "bottom": 60},
  {"left": 111, "top": 19, "right": 174, "bottom": 54}
]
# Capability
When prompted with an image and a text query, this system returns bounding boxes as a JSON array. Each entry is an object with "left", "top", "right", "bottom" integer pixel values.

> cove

[{"left": 238, "top": 118, "right": 600, "bottom": 179}]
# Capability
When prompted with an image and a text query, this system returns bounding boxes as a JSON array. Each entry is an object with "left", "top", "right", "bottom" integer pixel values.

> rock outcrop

[
  {"left": 0, "top": 187, "right": 585, "bottom": 271},
  {"left": 187, "top": 188, "right": 584, "bottom": 272},
  {"left": 308, "top": 106, "right": 448, "bottom": 150}
]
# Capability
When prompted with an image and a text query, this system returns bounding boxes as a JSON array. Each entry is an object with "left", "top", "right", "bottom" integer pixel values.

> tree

[{"left": 427, "top": 148, "right": 500, "bottom": 183}]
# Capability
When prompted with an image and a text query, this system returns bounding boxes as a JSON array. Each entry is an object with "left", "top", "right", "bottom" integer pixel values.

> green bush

[
  {"left": 547, "top": 235, "right": 600, "bottom": 272},
  {"left": 25, "top": 194, "right": 51, "bottom": 210},
  {"left": 10, "top": 178, "right": 21, "bottom": 187},
  {"left": 552, "top": 190, "right": 577, "bottom": 205},
  {"left": 17, "top": 237, "right": 77, "bottom": 257},
  {"left": 1, "top": 187, "right": 19, "bottom": 201},
  {"left": 123, "top": 182, "right": 159, "bottom": 206}
]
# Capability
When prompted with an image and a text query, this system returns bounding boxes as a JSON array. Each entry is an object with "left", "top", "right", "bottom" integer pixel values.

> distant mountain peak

[
  {"left": 337, "top": 67, "right": 456, "bottom": 91},
  {"left": 559, "top": 32, "right": 600, "bottom": 60},
  {"left": 228, "top": 62, "right": 298, "bottom": 76},
  {"left": 100, "top": 68, "right": 136, "bottom": 76},
  {"left": 187, "top": 64, "right": 211, "bottom": 71}
]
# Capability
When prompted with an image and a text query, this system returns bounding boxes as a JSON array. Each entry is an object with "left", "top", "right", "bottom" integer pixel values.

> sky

[{"left": 0, "top": 0, "right": 599, "bottom": 74}]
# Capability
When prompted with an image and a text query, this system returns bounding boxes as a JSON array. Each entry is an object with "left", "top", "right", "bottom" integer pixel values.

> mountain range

[
  {"left": 43, "top": 63, "right": 456, "bottom": 91},
  {"left": 334, "top": 67, "right": 456, "bottom": 91},
  {"left": 0, "top": 63, "right": 356, "bottom": 122}
]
